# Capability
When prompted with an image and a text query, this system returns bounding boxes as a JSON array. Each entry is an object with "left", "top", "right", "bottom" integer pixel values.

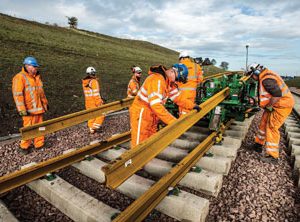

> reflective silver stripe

[
  {"left": 140, "top": 86, "right": 147, "bottom": 96},
  {"left": 265, "top": 148, "right": 279, "bottom": 152},
  {"left": 259, "top": 129, "right": 265, "bottom": 135},
  {"left": 16, "top": 101, "right": 25, "bottom": 106},
  {"left": 282, "top": 88, "right": 290, "bottom": 96},
  {"left": 169, "top": 88, "right": 179, "bottom": 95},
  {"left": 170, "top": 92, "right": 180, "bottom": 101},
  {"left": 148, "top": 92, "right": 163, "bottom": 99},
  {"left": 22, "top": 74, "right": 37, "bottom": 109},
  {"left": 27, "top": 107, "right": 43, "bottom": 113},
  {"left": 132, "top": 89, "right": 138, "bottom": 93},
  {"left": 265, "top": 142, "right": 278, "bottom": 147},
  {"left": 178, "top": 87, "right": 197, "bottom": 91},
  {"left": 257, "top": 134, "right": 265, "bottom": 140},
  {"left": 260, "top": 97, "right": 270, "bottom": 102},
  {"left": 136, "top": 108, "right": 144, "bottom": 145},
  {"left": 150, "top": 98, "right": 162, "bottom": 106},
  {"left": 157, "top": 80, "right": 161, "bottom": 94},
  {"left": 14, "top": 92, "right": 23, "bottom": 96},
  {"left": 85, "top": 93, "right": 99, "bottom": 97},
  {"left": 93, "top": 89, "right": 99, "bottom": 92},
  {"left": 137, "top": 91, "right": 149, "bottom": 103}
]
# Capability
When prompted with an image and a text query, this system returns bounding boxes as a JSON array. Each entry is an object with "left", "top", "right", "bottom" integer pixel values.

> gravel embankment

[
  {"left": 207, "top": 111, "right": 300, "bottom": 221},
  {"left": 0, "top": 112, "right": 130, "bottom": 177}
]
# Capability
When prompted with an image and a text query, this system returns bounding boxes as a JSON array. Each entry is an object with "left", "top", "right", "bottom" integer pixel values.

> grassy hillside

[
  {"left": 285, "top": 77, "right": 300, "bottom": 88},
  {"left": 0, "top": 13, "right": 223, "bottom": 135}
]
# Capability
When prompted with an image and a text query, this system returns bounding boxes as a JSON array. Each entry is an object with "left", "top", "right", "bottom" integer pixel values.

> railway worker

[
  {"left": 248, "top": 63, "right": 294, "bottom": 163},
  {"left": 177, "top": 51, "right": 204, "bottom": 116},
  {"left": 82, "top": 66, "right": 105, "bottom": 134},
  {"left": 129, "top": 64, "right": 201, "bottom": 148},
  {"left": 127, "top": 66, "right": 142, "bottom": 98},
  {"left": 12, "top": 56, "right": 49, "bottom": 154}
]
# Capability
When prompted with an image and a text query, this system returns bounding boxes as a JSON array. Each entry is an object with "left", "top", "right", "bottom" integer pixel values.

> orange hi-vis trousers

[
  {"left": 20, "top": 114, "right": 44, "bottom": 149},
  {"left": 255, "top": 107, "right": 292, "bottom": 158},
  {"left": 87, "top": 116, "right": 105, "bottom": 131}
]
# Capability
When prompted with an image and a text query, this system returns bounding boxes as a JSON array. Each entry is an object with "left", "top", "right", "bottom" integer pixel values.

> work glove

[
  {"left": 265, "top": 106, "right": 273, "bottom": 112},
  {"left": 19, "top": 110, "right": 28, "bottom": 116},
  {"left": 193, "top": 105, "right": 201, "bottom": 113}
]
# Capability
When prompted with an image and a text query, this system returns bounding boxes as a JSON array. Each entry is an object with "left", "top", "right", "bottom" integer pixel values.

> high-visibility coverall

[
  {"left": 82, "top": 77, "right": 105, "bottom": 132},
  {"left": 177, "top": 58, "right": 203, "bottom": 115},
  {"left": 127, "top": 75, "right": 140, "bottom": 98},
  {"left": 12, "top": 67, "right": 48, "bottom": 149},
  {"left": 255, "top": 69, "right": 294, "bottom": 158},
  {"left": 129, "top": 66, "right": 195, "bottom": 148}
]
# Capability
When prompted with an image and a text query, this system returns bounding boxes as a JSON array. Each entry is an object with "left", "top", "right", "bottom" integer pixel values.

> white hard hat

[
  {"left": 179, "top": 51, "right": 189, "bottom": 59},
  {"left": 86, "top": 66, "right": 96, "bottom": 75},
  {"left": 133, "top": 66, "right": 142, "bottom": 73},
  {"left": 248, "top": 63, "right": 263, "bottom": 75}
]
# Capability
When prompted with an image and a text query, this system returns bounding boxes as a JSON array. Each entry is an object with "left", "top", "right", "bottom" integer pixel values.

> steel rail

[
  {"left": 20, "top": 97, "right": 134, "bottom": 140},
  {"left": 102, "top": 87, "right": 230, "bottom": 189},
  {"left": 203, "top": 71, "right": 244, "bottom": 80},
  {"left": 113, "top": 120, "right": 233, "bottom": 222},
  {"left": 0, "top": 132, "right": 130, "bottom": 195}
]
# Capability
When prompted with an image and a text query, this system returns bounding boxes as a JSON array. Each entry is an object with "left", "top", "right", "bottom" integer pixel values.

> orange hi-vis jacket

[
  {"left": 82, "top": 77, "right": 103, "bottom": 109},
  {"left": 130, "top": 69, "right": 195, "bottom": 148},
  {"left": 12, "top": 67, "right": 48, "bottom": 115},
  {"left": 177, "top": 58, "right": 203, "bottom": 95},
  {"left": 135, "top": 72, "right": 195, "bottom": 124},
  {"left": 259, "top": 69, "right": 294, "bottom": 108},
  {"left": 127, "top": 75, "right": 140, "bottom": 98}
]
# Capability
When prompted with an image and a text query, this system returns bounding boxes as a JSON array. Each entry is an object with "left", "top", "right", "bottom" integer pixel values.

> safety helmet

[
  {"left": 86, "top": 66, "right": 96, "bottom": 75},
  {"left": 23, "top": 56, "right": 39, "bottom": 67},
  {"left": 247, "top": 63, "right": 262, "bottom": 76},
  {"left": 179, "top": 51, "right": 189, "bottom": 59},
  {"left": 172, "top": 63, "right": 188, "bottom": 83},
  {"left": 133, "top": 66, "right": 142, "bottom": 73}
]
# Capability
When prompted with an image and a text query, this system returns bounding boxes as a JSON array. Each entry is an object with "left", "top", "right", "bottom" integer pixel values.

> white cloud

[{"left": 0, "top": 0, "right": 299, "bottom": 74}]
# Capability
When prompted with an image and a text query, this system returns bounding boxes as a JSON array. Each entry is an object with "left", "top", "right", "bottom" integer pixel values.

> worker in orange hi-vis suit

[
  {"left": 127, "top": 66, "right": 142, "bottom": 98},
  {"left": 248, "top": 63, "right": 294, "bottom": 164},
  {"left": 82, "top": 67, "right": 105, "bottom": 134},
  {"left": 129, "top": 64, "right": 201, "bottom": 148},
  {"left": 12, "top": 56, "right": 49, "bottom": 154},
  {"left": 177, "top": 51, "right": 203, "bottom": 116}
]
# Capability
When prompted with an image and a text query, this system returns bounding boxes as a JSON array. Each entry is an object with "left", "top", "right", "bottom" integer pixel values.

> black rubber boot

[{"left": 252, "top": 143, "right": 263, "bottom": 153}]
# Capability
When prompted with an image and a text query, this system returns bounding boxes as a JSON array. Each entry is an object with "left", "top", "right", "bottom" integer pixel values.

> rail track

[
  {"left": 286, "top": 89, "right": 300, "bottom": 187},
  {"left": 1, "top": 73, "right": 299, "bottom": 221}
]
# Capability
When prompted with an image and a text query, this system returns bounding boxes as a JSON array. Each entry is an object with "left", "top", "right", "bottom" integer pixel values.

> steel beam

[
  {"left": 0, "top": 132, "right": 130, "bottom": 194},
  {"left": 114, "top": 120, "right": 233, "bottom": 222},
  {"left": 102, "top": 88, "right": 230, "bottom": 189},
  {"left": 20, "top": 98, "right": 133, "bottom": 140}
]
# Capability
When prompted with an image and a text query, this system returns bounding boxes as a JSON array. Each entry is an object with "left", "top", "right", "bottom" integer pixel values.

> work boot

[
  {"left": 90, "top": 129, "right": 95, "bottom": 134},
  {"left": 252, "top": 143, "right": 263, "bottom": 153},
  {"left": 260, "top": 155, "right": 279, "bottom": 164},
  {"left": 18, "top": 148, "right": 30, "bottom": 155}
]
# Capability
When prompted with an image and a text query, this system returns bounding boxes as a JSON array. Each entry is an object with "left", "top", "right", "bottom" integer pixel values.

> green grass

[{"left": 0, "top": 13, "right": 224, "bottom": 135}]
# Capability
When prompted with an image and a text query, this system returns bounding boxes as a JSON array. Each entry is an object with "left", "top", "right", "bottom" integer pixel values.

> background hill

[{"left": 0, "top": 13, "right": 224, "bottom": 136}]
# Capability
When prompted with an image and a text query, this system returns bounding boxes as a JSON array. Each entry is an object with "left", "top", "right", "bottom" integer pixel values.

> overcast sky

[{"left": 1, "top": 0, "right": 300, "bottom": 75}]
